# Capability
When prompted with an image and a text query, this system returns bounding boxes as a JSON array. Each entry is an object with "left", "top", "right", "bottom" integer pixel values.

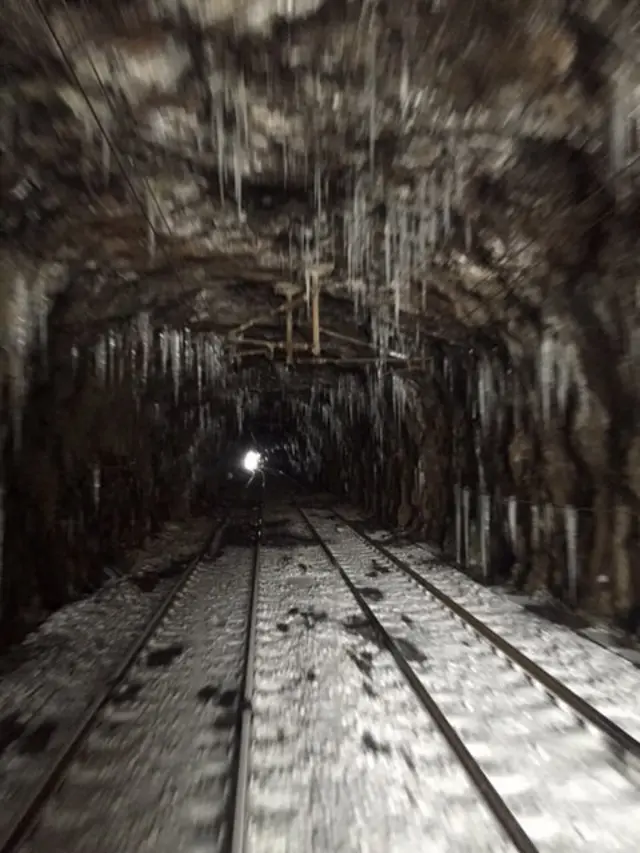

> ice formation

[{"left": 0, "top": 260, "right": 58, "bottom": 449}]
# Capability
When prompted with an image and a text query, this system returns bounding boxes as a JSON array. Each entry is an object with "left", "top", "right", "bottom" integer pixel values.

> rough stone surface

[{"left": 2, "top": 2, "right": 640, "bottom": 631}]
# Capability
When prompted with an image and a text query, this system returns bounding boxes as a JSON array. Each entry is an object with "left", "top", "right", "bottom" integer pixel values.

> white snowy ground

[
  {"left": 5, "top": 502, "right": 640, "bottom": 853},
  {"left": 17, "top": 543, "right": 255, "bottom": 853},
  {"left": 247, "top": 506, "right": 516, "bottom": 853},
  {"left": 335, "top": 506, "right": 640, "bottom": 666},
  {"left": 0, "top": 515, "right": 216, "bottom": 841},
  {"left": 331, "top": 508, "right": 640, "bottom": 737},
  {"left": 307, "top": 508, "right": 640, "bottom": 852},
  {"left": 4, "top": 505, "right": 519, "bottom": 853}
]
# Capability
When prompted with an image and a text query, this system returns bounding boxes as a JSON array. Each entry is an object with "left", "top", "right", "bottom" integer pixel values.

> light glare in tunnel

[{"left": 242, "top": 450, "right": 261, "bottom": 473}]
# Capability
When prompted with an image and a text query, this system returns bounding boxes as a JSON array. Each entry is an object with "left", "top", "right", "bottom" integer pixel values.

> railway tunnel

[{"left": 2, "top": 1, "right": 640, "bottom": 851}]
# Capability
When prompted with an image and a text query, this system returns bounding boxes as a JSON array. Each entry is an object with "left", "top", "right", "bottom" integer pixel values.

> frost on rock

[
  {"left": 0, "top": 254, "right": 66, "bottom": 449},
  {"left": 537, "top": 327, "right": 587, "bottom": 428}
]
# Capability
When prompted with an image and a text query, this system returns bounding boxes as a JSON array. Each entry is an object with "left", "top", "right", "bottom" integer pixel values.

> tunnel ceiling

[
  {"left": 5, "top": 0, "right": 640, "bottom": 635},
  {"left": 1, "top": 1, "right": 638, "bottom": 385}
]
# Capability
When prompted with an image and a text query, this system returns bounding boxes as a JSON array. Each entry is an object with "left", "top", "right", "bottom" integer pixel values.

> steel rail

[
  {"left": 332, "top": 509, "right": 640, "bottom": 776},
  {"left": 298, "top": 507, "right": 540, "bottom": 853},
  {"left": 0, "top": 514, "right": 229, "bottom": 853},
  {"left": 227, "top": 501, "right": 264, "bottom": 853}
]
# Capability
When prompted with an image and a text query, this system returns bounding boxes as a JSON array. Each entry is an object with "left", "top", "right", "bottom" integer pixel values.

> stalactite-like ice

[
  {"left": 539, "top": 329, "right": 557, "bottom": 424},
  {"left": 508, "top": 496, "right": 517, "bottom": 549},
  {"left": 146, "top": 186, "right": 157, "bottom": 260},
  {"left": 137, "top": 312, "right": 151, "bottom": 385},
  {"left": 95, "top": 336, "right": 107, "bottom": 385},
  {"left": 160, "top": 328, "right": 169, "bottom": 376},
  {"left": 71, "top": 345, "right": 79, "bottom": 377},
  {"left": 93, "top": 464, "right": 101, "bottom": 508},
  {"left": 479, "top": 493, "right": 490, "bottom": 579},
  {"left": 538, "top": 328, "right": 588, "bottom": 426},
  {"left": 531, "top": 504, "right": 541, "bottom": 552},
  {"left": 31, "top": 271, "right": 49, "bottom": 353},
  {"left": 6, "top": 272, "right": 30, "bottom": 446},
  {"left": 170, "top": 330, "right": 181, "bottom": 402},
  {"left": 565, "top": 505, "right": 579, "bottom": 604}
]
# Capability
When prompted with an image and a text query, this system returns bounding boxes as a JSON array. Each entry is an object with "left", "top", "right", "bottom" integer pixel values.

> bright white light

[{"left": 242, "top": 450, "right": 261, "bottom": 473}]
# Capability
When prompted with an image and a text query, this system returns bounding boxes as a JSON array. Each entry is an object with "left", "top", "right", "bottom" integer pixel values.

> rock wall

[
  {"left": 287, "top": 341, "right": 640, "bottom": 634},
  {"left": 0, "top": 280, "right": 233, "bottom": 644},
  {"left": 1, "top": 366, "right": 215, "bottom": 644}
]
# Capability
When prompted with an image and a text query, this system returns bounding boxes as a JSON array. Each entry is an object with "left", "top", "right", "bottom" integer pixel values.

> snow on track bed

[
  {"left": 305, "top": 509, "right": 640, "bottom": 853},
  {"left": 352, "top": 524, "right": 640, "bottom": 742},
  {"left": 247, "top": 506, "right": 517, "bottom": 853},
  {"left": 0, "top": 516, "right": 217, "bottom": 838},
  {"left": 15, "top": 542, "right": 256, "bottom": 853}
]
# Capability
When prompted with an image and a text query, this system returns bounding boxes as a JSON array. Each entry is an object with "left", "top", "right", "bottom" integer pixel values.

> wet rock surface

[{"left": 2, "top": 1, "right": 640, "bottom": 650}]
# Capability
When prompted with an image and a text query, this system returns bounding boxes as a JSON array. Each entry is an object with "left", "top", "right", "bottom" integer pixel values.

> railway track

[
  {"left": 332, "top": 509, "right": 640, "bottom": 766},
  {"left": 4, "top": 500, "right": 640, "bottom": 852},
  {"left": 300, "top": 506, "right": 640, "bottom": 853},
  {"left": 243, "top": 506, "right": 520, "bottom": 852},
  {"left": 0, "top": 506, "right": 263, "bottom": 853}
]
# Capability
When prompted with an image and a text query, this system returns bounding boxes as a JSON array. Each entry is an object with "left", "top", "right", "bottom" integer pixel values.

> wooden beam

[
  {"left": 227, "top": 295, "right": 306, "bottom": 340},
  {"left": 233, "top": 338, "right": 310, "bottom": 352},
  {"left": 291, "top": 356, "right": 421, "bottom": 367},
  {"left": 320, "top": 327, "right": 376, "bottom": 350},
  {"left": 233, "top": 347, "right": 274, "bottom": 359}
]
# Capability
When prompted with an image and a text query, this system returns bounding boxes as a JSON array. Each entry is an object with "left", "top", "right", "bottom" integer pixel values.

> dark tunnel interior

[
  {"left": 3, "top": 4, "right": 640, "bottom": 852},
  {"left": 1, "top": 1, "right": 640, "bottom": 647}
]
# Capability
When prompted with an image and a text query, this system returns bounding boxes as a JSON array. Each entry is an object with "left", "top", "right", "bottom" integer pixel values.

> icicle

[
  {"left": 146, "top": 186, "right": 156, "bottom": 261},
  {"left": 102, "top": 133, "right": 110, "bottom": 187},
  {"left": 557, "top": 343, "right": 572, "bottom": 417},
  {"left": 455, "top": 484, "right": 462, "bottom": 564},
  {"left": 455, "top": 150, "right": 464, "bottom": 207},
  {"left": 215, "top": 95, "right": 225, "bottom": 203},
  {"left": 531, "top": 504, "right": 541, "bottom": 551},
  {"left": 115, "top": 331, "right": 125, "bottom": 383},
  {"left": 196, "top": 338, "right": 203, "bottom": 402},
  {"left": 384, "top": 221, "right": 392, "bottom": 287},
  {"left": 71, "top": 345, "right": 79, "bottom": 377},
  {"left": 399, "top": 45, "right": 410, "bottom": 118},
  {"left": 478, "top": 366, "right": 486, "bottom": 433},
  {"left": 183, "top": 328, "right": 192, "bottom": 374},
  {"left": 92, "top": 464, "right": 101, "bottom": 508},
  {"left": 418, "top": 175, "right": 428, "bottom": 264},
  {"left": 233, "top": 128, "right": 243, "bottom": 220},
  {"left": 160, "top": 328, "right": 169, "bottom": 376},
  {"left": 539, "top": 330, "right": 555, "bottom": 424},
  {"left": 170, "top": 329, "right": 181, "bottom": 403},
  {"left": 564, "top": 505, "right": 579, "bottom": 605},
  {"left": 6, "top": 273, "right": 30, "bottom": 449},
  {"left": 429, "top": 175, "right": 437, "bottom": 248},
  {"left": 368, "top": 31, "right": 377, "bottom": 178},
  {"left": 107, "top": 329, "right": 117, "bottom": 384},
  {"left": 138, "top": 312, "right": 151, "bottom": 385},
  {"left": 462, "top": 488, "right": 471, "bottom": 567},
  {"left": 95, "top": 336, "right": 107, "bottom": 384},
  {"left": 507, "top": 496, "right": 517, "bottom": 549},
  {"left": 31, "top": 272, "right": 48, "bottom": 352},
  {"left": 393, "top": 278, "right": 401, "bottom": 329},
  {"left": 545, "top": 503, "right": 555, "bottom": 546},
  {"left": 236, "top": 395, "right": 244, "bottom": 433},
  {"left": 479, "top": 493, "right": 490, "bottom": 580}
]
